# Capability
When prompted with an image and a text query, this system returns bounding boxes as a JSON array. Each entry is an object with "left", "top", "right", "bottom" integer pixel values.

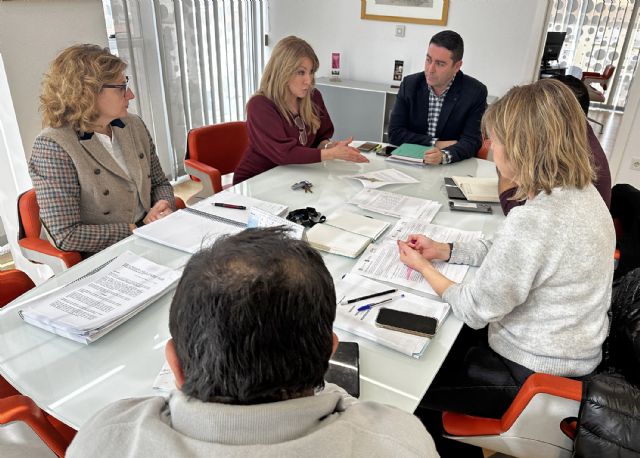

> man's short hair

[
  {"left": 429, "top": 30, "right": 464, "bottom": 62},
  {"left": 169, "top": 227, "right": 336, "bottom": 404},
  {"left": 551, "top": 74, "right": 590, "bottom": 116}
]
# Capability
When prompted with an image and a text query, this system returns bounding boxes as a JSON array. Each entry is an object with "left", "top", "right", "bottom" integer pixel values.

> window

[{"left": 104, "top": 0, "right": 268, "bottom": 179}]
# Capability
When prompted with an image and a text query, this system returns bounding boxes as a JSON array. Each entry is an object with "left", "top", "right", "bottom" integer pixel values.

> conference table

[{"left": 0, "top": 152, "right": 504, "bottom": 430}]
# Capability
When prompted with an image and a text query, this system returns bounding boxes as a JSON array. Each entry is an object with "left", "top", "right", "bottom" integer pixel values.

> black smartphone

[
  {"left": 444, "top": 177, "right": 467, "bottom": 200},
  {"left": 449, "top": 200, "right": 493, "bottom": 214},
  {"left": 377, "top": 145, "right": 396, "bottom": 156},
  {"left": 375, "top": 308, "right": 438, "bottom": 337},
  {"left": 325, "top": 341, "right": 360, "bottom": 397}
]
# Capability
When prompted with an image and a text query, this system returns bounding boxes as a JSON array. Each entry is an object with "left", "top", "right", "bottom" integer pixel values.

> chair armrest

[
  {"left": 0, "top": 395, "right": 70, "bottom": 457},
  {"left": 442, "top": 373, "right": 582, "bottom": 436},
  {"left": 581, "top": 72, "right": 602, "bottom": 79},
  {"left": 18, "top": 237, "right": 82, "bottom": 268},
  {"left": 184, "top": 158, "right": 223, "bottom": 195},
  {"left": 175, "top": 197, "right": 186, "bottom": 209}
]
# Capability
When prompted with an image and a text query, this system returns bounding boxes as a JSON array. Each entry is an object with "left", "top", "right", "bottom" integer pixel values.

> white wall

[{"left": 268, "top": 0, "right": 549, "bottom": 98}]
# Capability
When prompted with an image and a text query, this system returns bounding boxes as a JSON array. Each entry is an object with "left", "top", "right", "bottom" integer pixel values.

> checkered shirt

[{"left": 427, "top": 78, "right": 454, "bottom": 162}]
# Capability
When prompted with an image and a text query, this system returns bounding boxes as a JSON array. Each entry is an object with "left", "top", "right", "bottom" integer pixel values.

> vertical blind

[
  {"left": 547, "top": 0, "right": 640, "bottom": 109},
  {"left": 107, "top": 0, "right": 267, "bottom": 179}
]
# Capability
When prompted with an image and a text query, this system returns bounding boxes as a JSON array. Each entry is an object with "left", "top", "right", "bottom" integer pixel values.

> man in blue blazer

[{"left": 389, "top": 30, "right": 488, "bottom": 164}]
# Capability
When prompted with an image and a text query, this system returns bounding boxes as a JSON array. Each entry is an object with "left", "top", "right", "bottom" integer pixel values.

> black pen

[
  {"left": 214, "top": 203, "right": 247, "bottom": 210},
  {"left": 342, "top": 288, "right": 397, "bottom": 304}
]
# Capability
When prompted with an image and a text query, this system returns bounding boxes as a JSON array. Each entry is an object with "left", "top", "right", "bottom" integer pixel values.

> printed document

[
  {"left": 334, "top": 274, "right": 450, "bottom": 358},
  {"left": 191, "top": 190, "right": 288, "bottom": 224},
  {"left": 247, "top": 207, "right": 304, "bottom": 239},
  {"left": 346, "top": 168, "right": 419, "bottom": 189},
  {"left": 348, "top": 189, "right": 441, "bottom": 222},
  {"left": 19, "top": 251, "right": 181, "bottom": 343}
]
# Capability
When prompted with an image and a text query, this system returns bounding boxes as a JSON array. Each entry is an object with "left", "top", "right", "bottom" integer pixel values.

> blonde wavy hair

[
  {"left": 482, "top": 79, "right": 595, "bottom": 201},
  {"left": 256, "top": 36, "right": 321, "bottom": 134},
  {"left": 40, "top": 44, "right": 126, "bottom": 133}
]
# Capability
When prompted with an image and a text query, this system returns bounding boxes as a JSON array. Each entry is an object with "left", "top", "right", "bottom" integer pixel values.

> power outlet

[
  {"left": 395, "top": 25, "right": 406, "bottom": 38},
  {"left": 632, "top": 157, "right": 640, "bottom": 171}
]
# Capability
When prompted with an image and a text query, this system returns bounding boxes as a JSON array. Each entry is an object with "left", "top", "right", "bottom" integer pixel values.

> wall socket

[
  {"left": 632, "top": 157, "right": 640, "bottom": 171},
  {"left": 395, "top": 25, "right": 406, "bottom": 38}
]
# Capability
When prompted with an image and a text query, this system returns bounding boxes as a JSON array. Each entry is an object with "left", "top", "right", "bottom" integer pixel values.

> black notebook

[{"left": 325, "top": 341, "right": 360, "bottom": 397}]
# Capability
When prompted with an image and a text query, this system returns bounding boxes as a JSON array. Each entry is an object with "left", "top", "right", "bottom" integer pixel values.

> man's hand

[
  {"left": 423, "top": 147, "right": 443, "bottom": 165},
  {"left": 143, "top": 199, "right": 173, "bottom": 224}
]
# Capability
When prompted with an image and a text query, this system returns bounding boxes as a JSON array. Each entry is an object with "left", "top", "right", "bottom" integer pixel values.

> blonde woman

[
  {"left": 397, "top": 79, "right": 615, "bottom": 455},
  {"left": 29, "top": 44, "right": 175, "bottom": 256},
  {"left": 233, "top": 36, "right": 368, "bottom": 184}
]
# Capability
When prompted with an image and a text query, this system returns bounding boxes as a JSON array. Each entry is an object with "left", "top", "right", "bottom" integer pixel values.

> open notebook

[
  {"left": 445, "top": 176, "right": 499, "bottom": 203},
  {"left": 305, "top": 210, "right": 389, "bottom": 258}
]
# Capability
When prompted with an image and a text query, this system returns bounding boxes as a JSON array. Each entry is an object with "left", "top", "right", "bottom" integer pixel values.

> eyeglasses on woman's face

[
  {"left": 102, "top": 76, "right": 130, "bottom": 95},
  {"left": 293, "top": 115, "right": 307, "bottom": 146}
]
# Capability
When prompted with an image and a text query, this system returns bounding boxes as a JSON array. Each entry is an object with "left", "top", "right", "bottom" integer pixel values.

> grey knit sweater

[{"left": 443, "top": 185, "right": 615, "bottom": 376}]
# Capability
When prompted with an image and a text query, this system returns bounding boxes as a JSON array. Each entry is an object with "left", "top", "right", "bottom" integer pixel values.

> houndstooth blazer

[{"left": 29, "top": 115, "right": 175, "bottom": 255}]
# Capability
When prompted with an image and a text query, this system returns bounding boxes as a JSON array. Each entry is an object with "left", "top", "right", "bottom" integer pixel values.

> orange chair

[
  {"left": 476, "top": 138, "right": 491, "bottom": 160},
  {"left": 0, "top": 269, "right": 36, "bottom": 398},
  {"left": 442, "top": 373, "right": 582, "bottom": 458},
  {"left": 0, "top": 395, "right": 74, "bottom": 457},
  {"left": 18, "top": 189, "right": 82, "bottom": 274},
  {"left": 184, "top": 121, "right": 248, "bottom": 202},
  {"left": 17, "top": 190, "right": 186, "bottom": 275},
  {"left": 582, "top": 64, "right": 616, "bottom": 133}
]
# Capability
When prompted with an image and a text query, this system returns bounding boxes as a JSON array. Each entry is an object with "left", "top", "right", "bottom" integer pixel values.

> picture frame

[{"left": 360, "top": 0, "right": 449, "bottom": 26}]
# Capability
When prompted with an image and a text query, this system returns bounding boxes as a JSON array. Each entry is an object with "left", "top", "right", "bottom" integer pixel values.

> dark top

[
  {"left": 233, "top": 89, "right": 334, "bottom": 184},
  {"left": 500, "top": 123, "right": 612, "bottom": 214},
  {"left": 388, "top": 71, "right": 488, "bottom": 162}
]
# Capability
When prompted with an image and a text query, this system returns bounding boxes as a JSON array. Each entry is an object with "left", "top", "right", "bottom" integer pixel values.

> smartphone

[
  {"left": 449, "top": 200, "right": 493, "bottom": 214},
  {"left": 375, "top": 308, "right": 438, "bottom": 337},
  {"left": 377, "top": 145, "right": 396, "bottom": 156},
  {"left": 444, "top": 177, "right": 467, "bottom": 200},
  {"left": 325, "top": 341, "right": 360, "bottom": 397}
]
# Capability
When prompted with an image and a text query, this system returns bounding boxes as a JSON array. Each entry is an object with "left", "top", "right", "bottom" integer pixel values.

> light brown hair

[
  {"left": 40, "top": 44, "right": 126, "bottom": 133},
  {"left": 256, "top": 36, "right": 321, "bottom": 133},
  {"left": 482, "top": 79, "right": 595, "bottom": 201}
]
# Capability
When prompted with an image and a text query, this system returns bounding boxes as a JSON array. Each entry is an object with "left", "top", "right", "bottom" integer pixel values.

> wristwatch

[{"left": 441, "top": 149, "right": 452, "bottom": 164}]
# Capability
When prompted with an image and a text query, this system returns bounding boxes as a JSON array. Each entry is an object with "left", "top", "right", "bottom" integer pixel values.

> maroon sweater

[
  {"left": 233, "top": 89, "right": 334, "bottom": 184},
  {"left": 500, "top": 123, "right": 612, "bottom": 215}
]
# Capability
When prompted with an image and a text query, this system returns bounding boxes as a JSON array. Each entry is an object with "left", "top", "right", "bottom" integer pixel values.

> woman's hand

[
  {"left": 406, "top": 234, "right": 451, "bottom": 261},
  {"left": 143, "top": 200, "right": 173, "bottom": 224},
  {"left": 320, "top": 137, "right": 369, "bottom": 163},
  {"left": 397, "top": 240, "right": 432, "bottom": 273}
]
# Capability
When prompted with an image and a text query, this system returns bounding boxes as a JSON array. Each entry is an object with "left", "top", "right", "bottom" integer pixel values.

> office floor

[{"left": 590, "top": 108, "right": 622, "bottom": 159}]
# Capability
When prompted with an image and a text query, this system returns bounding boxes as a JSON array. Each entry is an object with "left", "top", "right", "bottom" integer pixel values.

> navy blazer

[{"left": 388, "top": 71, "right": 487, "bottom": 162}]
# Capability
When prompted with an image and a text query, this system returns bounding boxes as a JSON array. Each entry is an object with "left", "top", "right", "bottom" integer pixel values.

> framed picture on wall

[{"left": 361, "top": 0, "right": 449, "bottom": 26}]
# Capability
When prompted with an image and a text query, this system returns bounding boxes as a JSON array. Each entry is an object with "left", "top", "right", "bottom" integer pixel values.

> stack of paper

[
  {"left": 352, "top": 221, "right": 483, "bottom": 296},
  {"left": 334, "top": 274, "right": 450, "bottom": 358},
  {"left": 386, "top": 143, "right": 428, "bottom": 165},
  {"left": 305, "top": 210, "right": 390, "bottom": 258},
  {"left": 348, "top": 188, "right": 441, "bottom": 222},
  {"left": 19, "top": 251, "right": 181, "bottom": 344}
]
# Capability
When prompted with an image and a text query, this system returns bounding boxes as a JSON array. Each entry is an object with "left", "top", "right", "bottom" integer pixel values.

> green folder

[{"left": 392, "top": 143, "right": 429, "bottom": 159}]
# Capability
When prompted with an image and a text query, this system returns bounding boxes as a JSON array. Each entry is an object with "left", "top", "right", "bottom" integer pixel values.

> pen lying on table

[
  {"left": 213, "top": 203, "right": 247, "bottom": 210},
  {"left": 341, "top": 288, "right": 397, "bottom": 304},
  {"left": 356, "top": 294, "right": 405, "bottom": 313}
]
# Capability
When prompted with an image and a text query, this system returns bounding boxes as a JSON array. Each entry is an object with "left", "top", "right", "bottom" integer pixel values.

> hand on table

[
  {"left": 423, "top": 147, "right": 443, "bottom": 165},
  {"left": 321, "top": 137, "right": 369, "bottom": 163},
  {"left": 143, "top": 200, "right": 173, "bottom": 224},
  {"left": 405, "top": 234, "right": 451, "bottom": 261},
  {"left": 397, "top": 240, "right": 432, "bottom": 274}
]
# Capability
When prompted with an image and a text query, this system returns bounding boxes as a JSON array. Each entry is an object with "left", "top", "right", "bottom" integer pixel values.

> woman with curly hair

[
  {"left": 233, "top": 36, "right": 368, "bottom": 184},
  {"left": 29, "top": 44, "right": 175, "bottom": 256}
]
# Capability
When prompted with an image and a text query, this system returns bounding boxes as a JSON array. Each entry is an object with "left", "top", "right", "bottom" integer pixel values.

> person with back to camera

[
  {"left": 396, "top": 79, "right": 615, "bottom": 456},
  {"left": 388, "top": 30, "right": 487, "bottom": 165},
  {"left": 233, "top": 36, "right": 368, "bottom": 184},
  {"left": 29, "top": 44, "right": 176, "bottom": 258},
  {"left": 66, "top": 227, "right": 438, "bottom": 457}
]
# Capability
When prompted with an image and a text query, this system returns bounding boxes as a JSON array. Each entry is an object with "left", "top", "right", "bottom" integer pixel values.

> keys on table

[{"left": 292, "top": 180, "right": 313, "bottom": 193}]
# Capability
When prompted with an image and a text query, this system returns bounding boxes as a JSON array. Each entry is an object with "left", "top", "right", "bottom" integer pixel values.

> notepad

[
  {"left": 18, "top": 251, "right": 181, "bottom": 344},
  {"left": 449, "top": 176, "right": 500, "bottom": 203},
  {"left": 387, "top": 143, "right": 429, "bottom": 164},
  {"left": 305, "top": 210, "right": 390, "bottom": 258},
  {"left": 133, "top": 208, "right": 245, "bottom": 254},
  {"left": 191, "top": 190, "right": 288, "bottom": 224}
]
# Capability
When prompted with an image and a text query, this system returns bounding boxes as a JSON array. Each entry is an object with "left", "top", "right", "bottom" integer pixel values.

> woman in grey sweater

[{"left": 398, "top": 79, "right": 615, "bottom": 455}]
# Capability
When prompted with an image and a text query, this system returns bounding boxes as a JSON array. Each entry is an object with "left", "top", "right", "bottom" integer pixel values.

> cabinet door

[{"left": 317, "top": 84, "right": 386, "bottom": 142}]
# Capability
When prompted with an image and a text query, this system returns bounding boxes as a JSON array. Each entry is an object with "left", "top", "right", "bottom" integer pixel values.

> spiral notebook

[{"left": 133, "top": 207, "right": 245, "bottom": 254}]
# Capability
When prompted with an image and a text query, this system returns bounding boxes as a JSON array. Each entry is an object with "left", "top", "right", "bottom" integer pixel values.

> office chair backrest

[
  {"left": 0, "top": 269, "right": 35, "bottom": 307},
  {"left": 186, "top": 121, "right": 248, "bottom": 176},
  {"left": 18, "top": 189, "right": 42, "bottom": 240},
  {"left": 601, "top": 64, "right": 615, "bottom": 90},
  {"left": 477, "top": 138, "right": 491, "bottom": 160}
]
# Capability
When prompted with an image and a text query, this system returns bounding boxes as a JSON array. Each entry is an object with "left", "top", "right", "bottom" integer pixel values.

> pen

[
  {"left": 372, "top": 144, "right": 383, "bottom": 152},
  {"left": 342, "top": 288, "right": 397, "bottom": 304},
  {"left": 357, "top": 294, "right": 405, "bottom": 312},
  {"left": 214, "top": 203, "right": 247, "bottom": 210}
]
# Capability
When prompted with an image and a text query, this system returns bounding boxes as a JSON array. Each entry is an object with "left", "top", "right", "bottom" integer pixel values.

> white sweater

[
  {"left": 443, "top": 185, "right": 615, "bottom": 376},
  {"left": 67, "top": 384, "right": 438, "bottom": 457}
]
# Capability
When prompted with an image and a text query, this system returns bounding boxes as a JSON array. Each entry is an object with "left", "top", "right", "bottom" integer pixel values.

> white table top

[{"left": 0, "top": 154, "right": 504, "bottom": 429}]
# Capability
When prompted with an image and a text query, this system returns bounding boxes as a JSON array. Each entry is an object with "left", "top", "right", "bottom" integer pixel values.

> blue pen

[{"left": 356, "top": 294, "right": 405, "bottom": 312}]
